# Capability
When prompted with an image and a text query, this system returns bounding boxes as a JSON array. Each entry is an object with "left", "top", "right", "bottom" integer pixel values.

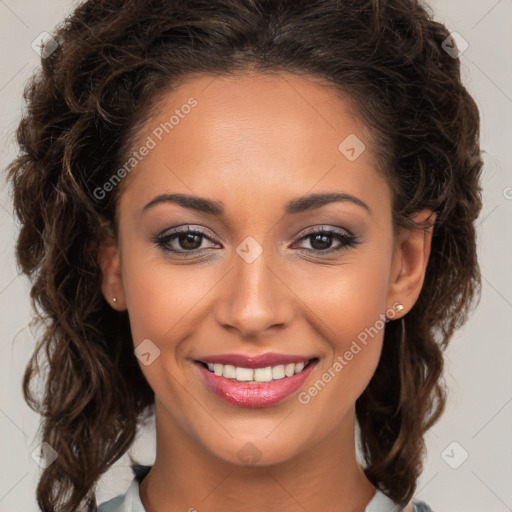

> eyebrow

[{"left": 142, "top": 192, "right": 372, "bottom": 216}]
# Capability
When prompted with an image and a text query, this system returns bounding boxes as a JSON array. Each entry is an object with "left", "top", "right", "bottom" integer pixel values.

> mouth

[
  {"left": 194, "top": 357, "right": 319, "bottom": 408},
  {"left": 196, "top": 357, "right": 318, "bottom": 384}
]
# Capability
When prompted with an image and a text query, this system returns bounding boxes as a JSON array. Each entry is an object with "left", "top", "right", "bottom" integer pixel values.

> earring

[
  {"left": 112, "top": 297, "right": 117, "bottom": 303},
  {"left": 385, "top": 302, "right": 404, "bottom": 321}
]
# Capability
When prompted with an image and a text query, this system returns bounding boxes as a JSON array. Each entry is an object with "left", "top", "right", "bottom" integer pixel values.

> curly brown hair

[{"left": 6, "top": 0, "right": 483, "bottom": 510}]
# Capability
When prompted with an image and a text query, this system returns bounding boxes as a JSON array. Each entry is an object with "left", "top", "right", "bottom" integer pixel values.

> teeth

[
  {"left": 203, "top": 360, "right": 311, "bottom": 382},
  {"left": 235, "top": 367, "right": 254, "bottom": 381},
  {"left": 294, "top": 362, "right": 305, "bottom": 373},
  {"left": 224, "top": 364, "right": 236, "bottom": 379},
  {"left": 271, "top": 365, "right": 285, "bottom": 380},
  {"left": 285, "top": 363, "right": 295, "bottom": 377},
  {"left": 253, "top": 367, "right": 273, "bottom": 382}
]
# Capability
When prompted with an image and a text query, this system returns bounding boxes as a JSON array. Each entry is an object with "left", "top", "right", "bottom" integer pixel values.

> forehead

[{"left": 118, "top": 72, "right": 391, "bottom": 222}]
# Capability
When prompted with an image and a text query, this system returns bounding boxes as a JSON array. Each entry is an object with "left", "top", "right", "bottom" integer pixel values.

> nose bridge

[{"left": 214, "top": 238, "right": 293, "bottom": 337}]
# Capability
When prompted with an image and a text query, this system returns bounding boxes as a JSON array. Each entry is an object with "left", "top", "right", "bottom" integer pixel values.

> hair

[{"left": 5, "top": 0, "right": 483, "bottom": 510}]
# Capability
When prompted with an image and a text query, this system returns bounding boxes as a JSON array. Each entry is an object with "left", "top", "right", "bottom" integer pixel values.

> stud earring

[
  {"left": 385, "top": 302, "right": 405, "bottom": 321},
  {"left": 112, "top": 297, "right": 117, "bottom": 303}
]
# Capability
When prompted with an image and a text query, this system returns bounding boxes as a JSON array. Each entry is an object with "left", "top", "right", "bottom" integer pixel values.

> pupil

[
  {"left": 312, "top": 234, "right": 331, "bottom": 250},
  {"left": 181, "top": 233, "right": 201, "bottom": 249}
]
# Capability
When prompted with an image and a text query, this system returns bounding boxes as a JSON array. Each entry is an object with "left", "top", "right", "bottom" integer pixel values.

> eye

[
  {"left": 153, "top": 225, "right": 361, "bottom": 258},
  {"left": 153, "top": 226, "right": 218, "bottom": 256},
  {"left": 292, "top": 227, "right": 361, "bottom": 254}
]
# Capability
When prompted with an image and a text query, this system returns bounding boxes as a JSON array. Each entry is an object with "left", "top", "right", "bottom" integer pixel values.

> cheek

[
  {"left": 120, "top": 249, "right": 227, "bottom": 394},
  {"left": 120, "top": 253, "right": 210, "bottom": 403},
  {"left": 293, "top": 250, "right": 392, "bottom": 407},
  {"left": 121, "top": 246, "right": 214, "bottom": 344},
  {"left": 295, "top": 250, "right": 391, "bottom": 347}
]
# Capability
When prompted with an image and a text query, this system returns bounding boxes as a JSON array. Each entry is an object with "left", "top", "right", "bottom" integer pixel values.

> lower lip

[{"left": 195, "top": 360, "right": 317, "bottom": 408}]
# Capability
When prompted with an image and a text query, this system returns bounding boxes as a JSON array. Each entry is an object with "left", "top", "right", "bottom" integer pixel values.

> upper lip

[{"left": 196, "top": 353, "right": 316, "bottom": 369}]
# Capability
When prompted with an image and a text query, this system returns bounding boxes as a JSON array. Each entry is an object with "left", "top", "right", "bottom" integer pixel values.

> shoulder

[
  {"left": 96, "top": 464, "right": 151, "bottom": 512},
  {"left": 96, "top": 476, "right": 146, "bottom": 512},
  {"left": 410, "top": 500, "right": 435, "bottom": 512},
  {"left": 366, "top": 489, "right": 435, "bottom": 512},
  {"left": 97, "top": 494, "right": 125, "bottom": 512}
]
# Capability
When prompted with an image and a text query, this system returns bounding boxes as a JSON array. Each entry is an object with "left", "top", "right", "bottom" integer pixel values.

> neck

[{"left": 139, "top": 399, "right": 376, "bottom": 512}]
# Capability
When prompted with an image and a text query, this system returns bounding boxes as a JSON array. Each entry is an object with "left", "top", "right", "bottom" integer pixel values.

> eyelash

[{"left": 153, "top": 225, "right": 361, "bottom": 258}]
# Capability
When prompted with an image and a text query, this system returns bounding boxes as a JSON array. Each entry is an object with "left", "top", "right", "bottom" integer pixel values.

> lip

[
  {"left": 195, "top": 352, "right": 314, "bottom": 368},
  {"left": 195, "top": 358, "right": 318, "bottom": 408}
]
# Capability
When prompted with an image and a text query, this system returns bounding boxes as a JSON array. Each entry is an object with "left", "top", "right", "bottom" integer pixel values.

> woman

[{"left": 6, "top": 0, "right": 483, "bottom": 511}]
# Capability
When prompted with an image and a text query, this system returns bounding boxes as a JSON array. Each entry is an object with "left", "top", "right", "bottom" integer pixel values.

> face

[{"left": 99, "top": 71, "right": 433, "bottom": 467}]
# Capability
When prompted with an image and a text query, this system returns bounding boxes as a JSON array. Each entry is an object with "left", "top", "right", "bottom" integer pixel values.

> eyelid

[
  {"left": 295, "top": 225, "right": 355, "bottom": 238},
  {"left": 291, "top": 226, "right": 360, "bottom": 252},
  {"left": 154, "top": 225, "right": 219, "bottom": 247},
  {"left": 156, "top": 224, "right": 212, "bottom": 238},
  {"left": 153, "top": 224, "right": 361, "bottom": 256}
]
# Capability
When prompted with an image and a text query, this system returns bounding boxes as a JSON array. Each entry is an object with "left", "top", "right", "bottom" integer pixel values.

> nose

[{"left": 213, "top": 246, "right": 295, "bottom": 339}]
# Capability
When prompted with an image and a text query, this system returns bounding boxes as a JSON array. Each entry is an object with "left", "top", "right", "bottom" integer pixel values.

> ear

[
  {"left": 386, "top": 210, "right": 436, "bottom": 316},
  {"left": 97, "top": 233, "right": 126, "bottom": 311}
]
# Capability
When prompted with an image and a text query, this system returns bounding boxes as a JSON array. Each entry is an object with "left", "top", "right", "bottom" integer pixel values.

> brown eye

[
  {"left": 294, "top": 228, "right": 360, "bottom": 254},
  {"left": 154, "top": 226, "right": 218, "bottom": 255}
]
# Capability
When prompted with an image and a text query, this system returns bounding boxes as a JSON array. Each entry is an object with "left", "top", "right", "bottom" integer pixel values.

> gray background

[{"left": 0, "top": 1, "right": 511, "bottom": 511}]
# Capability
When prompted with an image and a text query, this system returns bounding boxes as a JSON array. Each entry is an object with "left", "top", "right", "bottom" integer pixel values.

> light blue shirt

[{"left": 97, "top": 475, "right": 433, "bottom": 512}]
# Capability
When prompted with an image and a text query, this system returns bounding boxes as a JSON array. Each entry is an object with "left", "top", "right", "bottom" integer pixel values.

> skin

[{"left": 98, "top": 71, "right": 435, "bottom": 512}]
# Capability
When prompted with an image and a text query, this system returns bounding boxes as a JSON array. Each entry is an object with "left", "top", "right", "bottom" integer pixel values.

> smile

[
  {"left": 194, "top": 356, "right": 318, "bottom": 407},
  {"left": 199, "top": 360, "right": 314, "bottom": 383}
]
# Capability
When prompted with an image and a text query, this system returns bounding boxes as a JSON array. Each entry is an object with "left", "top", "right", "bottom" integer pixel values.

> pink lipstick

[{"left": 194, "top": 354, "right": 318, "bottom": 407}]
